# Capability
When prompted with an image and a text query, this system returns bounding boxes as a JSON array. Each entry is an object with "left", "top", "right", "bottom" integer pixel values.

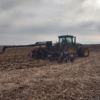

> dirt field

[{"left": 0, "top": 45, "right": 100, "bottom": 100}]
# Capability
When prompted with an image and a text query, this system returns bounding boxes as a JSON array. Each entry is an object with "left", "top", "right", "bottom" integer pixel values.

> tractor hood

[{"left": 76, "top": 43, "right": 83, "bottom": 46}]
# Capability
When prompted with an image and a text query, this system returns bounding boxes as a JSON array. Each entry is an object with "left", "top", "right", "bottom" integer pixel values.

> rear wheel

[
  {"left": 77, "top": 47, "right": 82, "bottom": 57},
  {"left": 81, "top": 47, "right": 89, "bottom": 57}
]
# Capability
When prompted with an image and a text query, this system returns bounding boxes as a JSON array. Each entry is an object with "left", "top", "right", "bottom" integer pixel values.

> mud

[{"left": 0, "top": 45, "right": 100, "bottom": 100}]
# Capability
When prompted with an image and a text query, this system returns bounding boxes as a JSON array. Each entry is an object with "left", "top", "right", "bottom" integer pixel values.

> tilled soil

[{"left": 0, "top": 45, "right": 100, "bottom": 100}]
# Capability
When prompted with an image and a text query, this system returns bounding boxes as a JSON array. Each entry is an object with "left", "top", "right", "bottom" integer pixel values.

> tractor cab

[{"left": 58, "top": 35, "right": 76, "bottom": 44}]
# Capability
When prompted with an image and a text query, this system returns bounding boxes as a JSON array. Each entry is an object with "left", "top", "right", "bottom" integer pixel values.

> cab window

[
  {"left": 66, "top": 37, "right": 72, "bottom": 43},
  {"left": 59, "top": 37, "right": 66, "bottom": 43}
]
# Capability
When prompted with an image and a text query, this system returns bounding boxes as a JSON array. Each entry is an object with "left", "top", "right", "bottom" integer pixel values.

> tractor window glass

[
  {"left": 66, "top": 37, "right": 72, "bottom": 43},
  {"left": 59, "top": 38, "right": 66, "bottom": 43}
]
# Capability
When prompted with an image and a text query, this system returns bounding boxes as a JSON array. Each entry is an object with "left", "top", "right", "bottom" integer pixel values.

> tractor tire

[
  {"left": 81, "top": 47, "right": 89, "bottom": 57},
  {"left": 77, "top": 47, "right": 82, "bottom": 57}
]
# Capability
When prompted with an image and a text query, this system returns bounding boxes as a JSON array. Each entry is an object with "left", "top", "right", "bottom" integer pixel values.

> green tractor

[{"left": 58, "top": 35, "right": 89, "bottom": 57}]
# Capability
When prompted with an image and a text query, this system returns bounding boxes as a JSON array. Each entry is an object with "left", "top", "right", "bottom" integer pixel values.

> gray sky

[{"left": 0, "top": 0, "right": 100, "bottom": 45}]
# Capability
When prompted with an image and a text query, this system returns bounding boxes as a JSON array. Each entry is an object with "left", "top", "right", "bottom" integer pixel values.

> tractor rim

[
  {"left": 84, "top": 49, "right": 89, "bottom": 56},
  {"left": 68, "top": 47, "right": 75, "bottom": 53}
]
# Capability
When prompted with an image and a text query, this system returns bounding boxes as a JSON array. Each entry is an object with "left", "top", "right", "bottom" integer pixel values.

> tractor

[
  {"left": 28, "top": 35, "right": 89, "bottom": 62},
  {"left": 58, "top": 35, "right": 89, "bottom": 57}
]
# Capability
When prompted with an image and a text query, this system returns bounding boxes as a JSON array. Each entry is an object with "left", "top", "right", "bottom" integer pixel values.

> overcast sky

[{"left": 0, "top": 0, "right": 100, "bottom": 45}]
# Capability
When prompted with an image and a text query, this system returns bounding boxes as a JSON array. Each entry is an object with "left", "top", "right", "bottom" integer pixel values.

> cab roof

[{"left": 58, "top": 35, "right": 74, "bottom": 38}]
